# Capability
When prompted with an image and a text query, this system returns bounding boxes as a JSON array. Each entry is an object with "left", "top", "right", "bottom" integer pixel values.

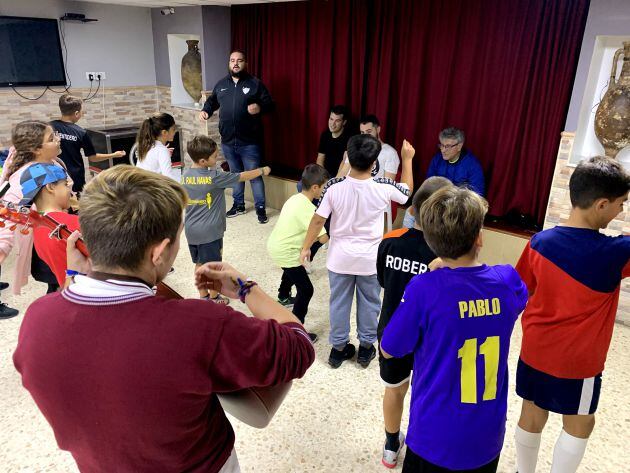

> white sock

[
  {"left": 515, "top": 425, "right": 542, "bottom": 473},
  {"left": 551, "top": 429, "right": 588, "bottom": 473}
]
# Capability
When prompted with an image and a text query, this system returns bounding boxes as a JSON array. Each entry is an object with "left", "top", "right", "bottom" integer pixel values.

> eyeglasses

[{"left": 438, "top": 142, "right": 460, "bottom": 150}]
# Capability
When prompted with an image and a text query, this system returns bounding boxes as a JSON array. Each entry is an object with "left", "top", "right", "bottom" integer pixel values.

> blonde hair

[
  {"left": 9, "top": 121, "right": 50, "bottom": 177},
  {"left": 79, "top": 165, "right": 187, "bottom": 270},
  {"left": 420, "top": 186, "right": 488, "bottom": 259}
]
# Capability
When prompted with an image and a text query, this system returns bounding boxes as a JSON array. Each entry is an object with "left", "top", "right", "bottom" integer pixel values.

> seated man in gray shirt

[{"left": 182, "top": 136, "right": 271, "bottom": 303}]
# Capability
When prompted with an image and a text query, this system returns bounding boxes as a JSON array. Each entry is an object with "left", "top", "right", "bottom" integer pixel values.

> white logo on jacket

[{"left": 242, "top": 87, "right": 250, "bottom": 94}]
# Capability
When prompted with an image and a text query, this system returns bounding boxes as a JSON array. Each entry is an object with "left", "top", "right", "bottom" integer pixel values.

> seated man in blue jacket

[{"left": 426, "top": 127, "right": 485, "bottom": 196}]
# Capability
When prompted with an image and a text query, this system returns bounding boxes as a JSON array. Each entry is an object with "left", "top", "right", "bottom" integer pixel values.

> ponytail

[
  {"left": 8, "top": 121, "right": 49, "bottom": 177},
  {"left": 136, "top": 113, "right": 175, "bottom": 161}
]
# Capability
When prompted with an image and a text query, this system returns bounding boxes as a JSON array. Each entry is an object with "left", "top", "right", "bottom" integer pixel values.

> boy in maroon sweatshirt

[{"left": 13, "top": 165, "right": 315, "bottom": 473}]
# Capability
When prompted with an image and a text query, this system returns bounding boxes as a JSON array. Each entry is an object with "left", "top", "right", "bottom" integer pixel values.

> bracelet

[
  {"left": 237, "top": 278, "right": 258, "bottom": 303},
  {"left": 65, "top": 269, "right": 85, "bottom": 278}
]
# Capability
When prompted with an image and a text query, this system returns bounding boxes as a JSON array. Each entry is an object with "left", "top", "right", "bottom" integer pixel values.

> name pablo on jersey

[
  {"left": 385, "top": 255, "right": 428, "bottom": 275},
  {"left": 458, "top": 298, "right": 501, "bottom": 319}
]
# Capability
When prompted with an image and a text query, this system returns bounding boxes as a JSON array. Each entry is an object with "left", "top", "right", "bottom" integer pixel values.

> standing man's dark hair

[{"left": 198, "top": 50, "right": 275, "bottom": 224}]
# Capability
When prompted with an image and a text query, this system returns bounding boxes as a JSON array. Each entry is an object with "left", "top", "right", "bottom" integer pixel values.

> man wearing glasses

[{"left": 427, "top": 127, "right": 485, "bottom": 196}]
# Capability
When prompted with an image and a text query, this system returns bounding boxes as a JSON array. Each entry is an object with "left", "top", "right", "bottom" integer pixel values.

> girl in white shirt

[{"left": 135, "top": 113, "right": 179, "bottom": 181}]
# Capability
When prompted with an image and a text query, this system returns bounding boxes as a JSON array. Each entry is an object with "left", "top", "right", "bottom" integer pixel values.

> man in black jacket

[{"left": 199, "top": 50, "right": 275, "bottom": 223}]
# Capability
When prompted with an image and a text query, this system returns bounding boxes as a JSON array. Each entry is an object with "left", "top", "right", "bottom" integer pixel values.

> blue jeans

[
  {"left": 221, "top": 143, "right": 266, "bottom": 209},
  {"left": 328, "top": 271, "right": 381, "bottom": 350}
]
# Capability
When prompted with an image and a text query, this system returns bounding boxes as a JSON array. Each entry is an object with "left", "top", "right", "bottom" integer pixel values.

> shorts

[
  {"left": 379, "top": 344, "right": 413, "bottom": 387},
  {"left": 402, "top": 446, "right": 499, "bottom": 472},
  {"left": 188, "top": 239, "right": 223, "bottom": 264},
  {"left": 516, "top": 358, "right": 602, "bottom": 415}
]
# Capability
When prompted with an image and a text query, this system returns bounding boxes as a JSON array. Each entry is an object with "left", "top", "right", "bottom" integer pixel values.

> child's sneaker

[
  {"left": 357, "top": 344, "right": 376, "bottom": 368},
  {"left": 226, "top": 204, "right": 246, "bottom": 218},
  {"left": 328, "top": 343, "right": 356, "bottom": 368},
  {"left": 277, "top": 296, "right": 296, "bottom": 308},
  {"left": 382, "top": 432, "right": 405, "bottom": 469}
]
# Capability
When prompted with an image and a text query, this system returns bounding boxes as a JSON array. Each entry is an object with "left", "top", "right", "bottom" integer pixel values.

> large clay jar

[
  {"left": 594, "top": 41, "right": 630, "bottom": 159},
  {"left": 181, "top": 40, "right": 202, "bottom": 103}
]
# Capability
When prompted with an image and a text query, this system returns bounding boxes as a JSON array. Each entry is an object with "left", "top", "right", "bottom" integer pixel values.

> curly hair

[{"left": 8, "top": 121, "right": 50, "bottom": 177}]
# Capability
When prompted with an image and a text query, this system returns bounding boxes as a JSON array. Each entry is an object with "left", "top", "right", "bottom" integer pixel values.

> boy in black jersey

[
  {"left": 376, "top": 176, "right": 451, "bottom": 469},
  {"left": 51, "top": 94, "right": 126, "bottom": 193}
]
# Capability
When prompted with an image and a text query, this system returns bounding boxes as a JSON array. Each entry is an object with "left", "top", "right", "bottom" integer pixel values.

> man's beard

[{"left": 229, "top": 68, "right": 243, "bottom": 78}]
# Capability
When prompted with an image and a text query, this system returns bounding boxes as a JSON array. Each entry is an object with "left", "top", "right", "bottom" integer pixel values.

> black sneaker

[
  {"left": 0, "top": 281, "right": 8, "bottom": 291},
  {"left": 278, "top": 296, "right": 296, "bottom": 308},
  {"left": 328, "top": 343, "right": 356, "bottom": 368},
  {"left": 256, "top": 207, "right": 268, "bottom": 224},
  {"left": 226, "top": 204, "right": 246, "bottom": 218},
  {"left": 308, "top": 332, "right": 318, "bottom": 343},
  {"left": 0, "top": 303, "right": 19, "bottom": 320},
  {"left": 357, "top": 344, "right": 376, "bottom": 368}
]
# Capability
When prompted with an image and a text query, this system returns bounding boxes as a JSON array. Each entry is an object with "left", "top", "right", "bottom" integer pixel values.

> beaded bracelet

[{"left": 237, "top": 278, "right": 258, "bottom": 303}]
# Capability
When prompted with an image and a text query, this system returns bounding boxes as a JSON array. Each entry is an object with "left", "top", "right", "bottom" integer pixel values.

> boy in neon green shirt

[{"left": 267, "top": 164, "right": 329, "bottom": 341}]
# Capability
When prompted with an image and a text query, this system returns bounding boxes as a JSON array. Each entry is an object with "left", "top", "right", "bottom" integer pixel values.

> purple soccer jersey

[{"left": 381, "top": 264, "right": 527, "bottom": 470}]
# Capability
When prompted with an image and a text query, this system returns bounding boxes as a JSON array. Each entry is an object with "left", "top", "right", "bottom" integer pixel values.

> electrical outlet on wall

[
  {"left": 85, "top": 72, "right": 95, "bottom": 81},
  {"left": 95, "top": 72, "right": 106, "bottom": 80}
]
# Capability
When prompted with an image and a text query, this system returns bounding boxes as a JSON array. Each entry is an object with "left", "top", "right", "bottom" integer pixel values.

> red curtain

[
  {"left": 231, "top": 0, "right": 589, "bottom": 225},
  {"left": 231, "top": 0, "right": 367, "bottom": 177}
]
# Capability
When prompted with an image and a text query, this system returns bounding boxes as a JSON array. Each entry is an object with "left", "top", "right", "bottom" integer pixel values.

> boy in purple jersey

[{"left": 381, "top": 186, "right": 528, "bottom": 472}]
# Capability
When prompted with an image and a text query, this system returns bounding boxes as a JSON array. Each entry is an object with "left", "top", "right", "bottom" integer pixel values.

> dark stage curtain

[{"left": 231, "top": 0, "right": 590, "bottom": 225}]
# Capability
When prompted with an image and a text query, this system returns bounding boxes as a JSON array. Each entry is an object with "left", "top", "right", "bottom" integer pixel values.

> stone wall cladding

[{"left": 0, "top": 86, "right": 220, "bottom": 170}]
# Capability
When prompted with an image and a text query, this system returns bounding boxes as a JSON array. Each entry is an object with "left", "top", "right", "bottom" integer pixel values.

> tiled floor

[{"left": 0, "top": 199, "right": 628, "bottom": 472}]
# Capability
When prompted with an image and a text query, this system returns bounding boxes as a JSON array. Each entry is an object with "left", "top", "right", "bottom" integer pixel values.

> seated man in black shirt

[
  {"left": 316, "top": 105, "right": 352, "bottom": 177},
  {"left": 51, "top": 94, "right": 126, "bottom": 193}
]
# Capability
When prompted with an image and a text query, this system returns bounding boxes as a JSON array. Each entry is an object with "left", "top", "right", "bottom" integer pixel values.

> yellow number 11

[{"left": 457, "top": 336, "right": 500, "bottom": 404}]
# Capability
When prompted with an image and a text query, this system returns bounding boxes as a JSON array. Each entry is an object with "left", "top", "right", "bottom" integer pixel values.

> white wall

[
  {"left": 565, "top": 0, "right": 630, "bottom": 131},
  {"left": 168, "top": 34, "right": 201, "bottom": 106},
  {"left": 0, "top": 0, "right": 156, "bottom": 88}
]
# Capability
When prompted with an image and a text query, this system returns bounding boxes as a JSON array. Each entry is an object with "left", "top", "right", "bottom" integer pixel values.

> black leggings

[
  {"left": 278, "top": 266, "right": 313, "bottom": 324},
  {"left": 403, "top": 447, "right": 499, "bottom": 473}
]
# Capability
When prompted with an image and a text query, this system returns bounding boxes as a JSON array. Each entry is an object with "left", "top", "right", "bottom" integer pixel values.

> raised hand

[{"left": 401, "top": 139, "right": 415, "bottom": 161}]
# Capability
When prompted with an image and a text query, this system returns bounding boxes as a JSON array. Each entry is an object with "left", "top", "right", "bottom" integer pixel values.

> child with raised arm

[
  {"left": 381, "top": 186, "right": 527, "bottom": 472},
  {"left": 514, "top": 156, "right": 629, "bottom": 473},
  {"left": 267, "top": 164, "right": 330, "bottom": 341},
  {"left": 301, "top": 135, "right": 414, "bottom": 369},
  {"left": 183, "top": 135, "right": 270, "bottom": 303},
  {"left": 51, "top": 94, "right": 126, "bottom": 192}
]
